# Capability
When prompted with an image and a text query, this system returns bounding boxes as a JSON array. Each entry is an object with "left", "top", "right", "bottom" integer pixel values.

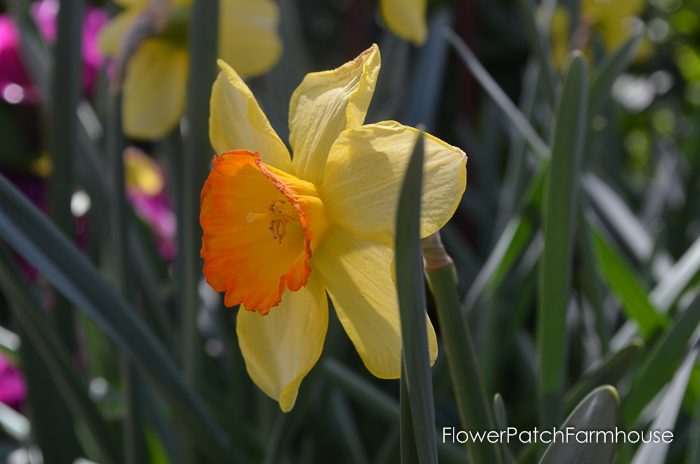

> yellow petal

[
  {"left": 114, "top": 0, "right": 148, "bottom": 7},
  {"left": 99, "top": 0, "right": 197, "bottom": 57},
  {"left": 124, "top": 147, "right": 164, "bottom": 195},
  {"left": 114, "top": 0, "right": 190, "bottom": 7},
  {"left": 218, "top": 0, "right": 282, "bottom": 78},
  {"left": 210, "top": 60, "right": 291, "bottom": 170},
  {"left": 550, "top": 7, "right": 571, "bottom": 70},
  {"left": 379, "top": 0, "right": 427, "bottom": 45},
  {"left": 582, "top": 0, "right": 645, "bottom": 24},
  {"left": 98, "top": 8, "right": 143, "bottom": 56},
  {"left": 598, "top": 9, "right": 645, "bottom": 51},
  {"left": 122, "top": 40, "right": 188, "bottom": 140},
  {"left": 313, "top": 226, "right": 437, "bottom": 379},
  {"left": 236, "top": 274, "right": 328, "bottom": 412},
  {"left": 581, "top": 0, "right": 648, "bottom": 57},
  {"left": 320, "top": 121, "right": 467, "bottom": 244},
  {"left": 288, "top": 44, "right": 380, "bottom": 184}
]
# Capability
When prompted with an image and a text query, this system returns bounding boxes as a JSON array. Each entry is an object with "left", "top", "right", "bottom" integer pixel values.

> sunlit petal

[
  {"left": 379, "top": 0, "right": 427, "bottom": 45},
  {"left": 122, "top": 40, "right": 188, "bottom": 140},
  {"left": 210, "top": 60, "right": 291, "bottom": 170},
  {"left": 313, "top": 226, "right": 437, "bottom": 379},
  {"left": 97, "top": 7, "right": 142, "bottom": 56},
  {"left": 288, "top": 44, "right": 380, "bottom": 184},
  {"left": 237, "top": 274, "right": 328, "bottom": 412},
  {"left": 218, "top": 0, "right": 282, "bottom": 77},
  {"left": 321, "top": 121, "right": 466, "bottom": 244}
]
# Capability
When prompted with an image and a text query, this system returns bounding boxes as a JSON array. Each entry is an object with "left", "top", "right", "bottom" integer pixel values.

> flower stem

[
  {"left": 108, "top": 93, "right": 147, "bottom": 464},
  {"left": 180, "top": 0, "right": 219, "bottom": 460},
  {"left": 423, "top": 232, "right": 503, "bottom": 464},
  {"left": 49, "top": 0, "right": 84, "bottom": 356},
  {"left": 181, "top": 0, "right": 218, "bottom": 389}
]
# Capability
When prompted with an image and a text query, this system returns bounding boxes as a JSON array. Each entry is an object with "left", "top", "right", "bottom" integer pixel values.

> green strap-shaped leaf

[
  {"left": 463, "top": 214, "right": 535, "bottom": 315},
  {"left": 592, "top": 231, "right": 668, "bottom": 337},
  {"left": 538, "top": 52, "right": 588, "bottom": 428},
  {"left": 514, "top": 0, "right": 557, "bottom": 106},
  {"left": 492, "top": 394, "right": 517, "bottom": 464},
  {"left": 321, "top": 358, "right": 467, "bottom": 464},
  {"left": 400, "top": 365, "right": 420, "bottom": 464},
  {"left": 445, "top": 28, "right": 550, "bottom": 160},
  {"left": 631, "top": 348, "right": 699, "bottom": 464},
  {"left": 651, "top": 235, "right": 700, "bottom": 312},
  {"left": 0, "top": 174, "right": 233, "bottom": 461},
  {"left": 589, "top": 33, "right": 644, "bottom": 115},
  {"left": 47, "top": 0, "right": 83, "bottom": 355},
  {"left": 181, "top": 0, "right": 220, "bottom": 383},
  {"left": 0, "top": 401, "right": 29, "bottom": 443},
  {"left": 582, "top": 173, "right": 673, "bottom": 282},
  {"left": 565, "top": 340, "right": 644, "bottom": 411},
  {"left": 0, "top": 247, "right": 118, "bottom": 463},
  {"left": 576, "top": 209, "right": 611, "bottom": 351},
  {"left": 395, "top": 134, "right": 438, "bottom": 464},
  {"left": 539, "top": 386, "right": 620, "bottom": 464},
  {"left": 107, "top": 92, "right": 148, "bottom": 464},
  {"left": 403, "top": 8, "right": 452, "bottom": 130},
  {"left": 330, "top": 392, "right": 370, "bottom": 464},
  {"left": 622, "top": 291, "right": 700, "bottom": 427},
  {"left": 462, "top": 162, "right": 548, "bottom": 317}
]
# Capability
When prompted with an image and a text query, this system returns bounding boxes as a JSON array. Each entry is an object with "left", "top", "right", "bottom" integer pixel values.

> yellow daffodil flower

[
  {"left": 200, "top": 44, "right": 466, "bottom": 411},
  {"left": 551, "top": 0, "right": 649, "bottom": 68},
  {"left": 581, "top": 0, "right": 646, "bottom": 51},
  {"left": 124, "top": 147, "right": 164, "bottom": 196},
  {"left": 379, "top": 0, "right": 427, "bottom": 45},
  {"left": 99, "top": 0, "right": 281, "bottom": 140},
  {"left": 551, "top": 7, "right": 572, "bottom": 69}
]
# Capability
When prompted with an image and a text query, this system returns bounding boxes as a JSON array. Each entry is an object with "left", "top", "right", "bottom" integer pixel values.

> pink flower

[
  {"left": 0, "top": 354, "right": 25, "bottom": 410},
  {"left": 0, "top": 0, "right": 108, "bottom": 105},
  {"left": 129, "top": 190, "right": 177, "bottom": 261},
  {"left": 124, "top": 148, "right": 177, "bottom": 261},
  {"left": 0, "top": 17, "right": 35, "bottom": 104}
]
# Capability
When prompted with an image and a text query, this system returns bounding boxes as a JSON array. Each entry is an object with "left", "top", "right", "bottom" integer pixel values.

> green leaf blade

[
  {"left": 395, "top": 134, "right": 438, "bottom": 464},
  {"left": 538, "top": 52, "right": 589, "bottom": 428},
  {"left": 0, "top": 173, "right": 233, "bottom": 461},
  {"left": 445, "top": 29, "right": 550, "bottom": 160},
  {"left": 539, "top": 386, "right": 620, "bottom": 464},
  {"left": 622, "top": 291, "right": 700, "bottom": 427},
  {"left": 592, "top": 231, "right": 668, "bottom": 337},
  {"left": 630, "top": 348, "right": 699, "bottom": 464}
]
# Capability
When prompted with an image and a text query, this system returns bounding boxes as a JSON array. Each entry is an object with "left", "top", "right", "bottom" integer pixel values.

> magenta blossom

[
  {"left": 129, "top": 190, "right": 177, "bottom": 261},
  {"left": 124, "top": 148, "right": 177, "bottom": 261},
  {"left": 0, "top": 0, "right": 108, "bottom": 105},
  {"left": 0, "top": 354, "right": 25, "bottom": 410}
]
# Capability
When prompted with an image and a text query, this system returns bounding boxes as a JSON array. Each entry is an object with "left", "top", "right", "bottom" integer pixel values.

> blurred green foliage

[{"left": 0, "top": 0, "right": 699, "bottom": 463}]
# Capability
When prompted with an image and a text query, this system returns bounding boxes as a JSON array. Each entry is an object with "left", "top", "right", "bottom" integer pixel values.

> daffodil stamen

[{"left": 268, "top": 200, "right": 296, "bottom": 244}]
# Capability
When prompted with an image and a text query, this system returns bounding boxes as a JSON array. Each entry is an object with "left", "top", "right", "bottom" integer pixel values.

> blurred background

[{"left": 1, "top": 0, "right": 700, "bottom": 463}]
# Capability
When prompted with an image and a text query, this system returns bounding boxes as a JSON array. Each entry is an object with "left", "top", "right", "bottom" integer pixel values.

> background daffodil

[
  {"left": 379, "top": 0, "right": 427, "bottom": 45},
  {"left": 200, "top": 44, "right": 467, "bottom": 411},
  {"left": 581, "top": 0, "right": 646, "bottom": 51},
  {"left": 551, "top": 0, "right": 649, "bottom": 68},
  {"left": 99, "top": 0, "right": 281, "bottom": 140}
]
